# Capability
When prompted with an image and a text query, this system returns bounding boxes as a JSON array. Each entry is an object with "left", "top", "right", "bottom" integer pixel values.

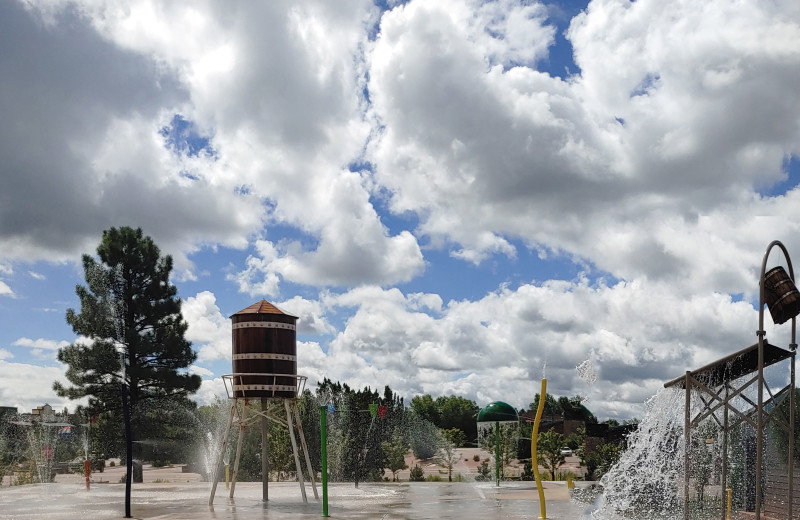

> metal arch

[{"left": 756, "top": 240, "right": 797, "bottom": 520}]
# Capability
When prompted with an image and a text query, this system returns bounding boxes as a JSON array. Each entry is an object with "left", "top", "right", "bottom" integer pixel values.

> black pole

[{"left": 122, "top": 382, "right": 132, "bottom": 518}]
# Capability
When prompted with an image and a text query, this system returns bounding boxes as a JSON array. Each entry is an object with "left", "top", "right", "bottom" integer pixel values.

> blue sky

[{"left": 2, "top": 0, "right": 800, "bottom": 421}]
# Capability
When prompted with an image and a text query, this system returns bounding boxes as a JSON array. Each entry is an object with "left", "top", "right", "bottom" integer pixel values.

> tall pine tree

[{"left": 54, "top": 226, "right": 201, "bottom": 420}]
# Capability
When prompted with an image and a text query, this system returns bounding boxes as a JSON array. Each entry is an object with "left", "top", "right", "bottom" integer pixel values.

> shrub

[
  {"left": 425, "top": 474, "right": 443, "bottom": 482},
  {"left": 555, "top": 471, "right": 580, "bottom": 481},
  {"left": 109, "top": 461, "right": 115, "bottom": 467},
  {"left": 473, "top": 454, "right": 480, "bottom": 462},
  {"left": 90, "top": 459, "right": 105, "bottom": 473},
  {"left": 13, "top": 471, "right": 34, "bottom": 485},
  {"left": 409, "top": 465, "right": 425, "bottom": 482},
  {"left": 521, "top": 460, "right": 534, "bottom": 481},
  {"left": 476, "top": 460, "right": 491, "bottom": 481}
]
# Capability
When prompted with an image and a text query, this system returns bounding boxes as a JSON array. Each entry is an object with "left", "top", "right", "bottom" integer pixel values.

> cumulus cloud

[
  {"left": 0, "top": 360, "right": 75, "bottom": 412},
  {"left": 12, "top": 337, "right": 70, "bottom": 360},
  {"left": 3, "top": 0, "right": 799, "bottom": 420},
  {"left": 277, "top": 296, "right": 337, "bottom": 336},
  {"left": 367, "top": 0, "right": 800, "bottom": 291},
  {"left": 295, "top": 278, "right": 762, "bottom": 419},
  {"left": 183, "top": 291, "right": 231, "bottom": 363},
  {"left": 191, "top": 377, "right": 229, "bottom": 407},
  {"left": 188, "top": 364, "right": 214, "bottom": 378}
]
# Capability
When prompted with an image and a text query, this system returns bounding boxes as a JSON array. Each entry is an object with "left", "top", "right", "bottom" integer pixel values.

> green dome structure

[
  {"left": 477, "top": 401, "right": 518, "bottom": 423},
  {"left": 477, "top": 401, "right": 519, "bottom": 488}
]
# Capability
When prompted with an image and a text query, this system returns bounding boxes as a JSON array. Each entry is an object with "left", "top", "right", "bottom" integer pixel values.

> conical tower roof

[{"left": 231, "top": 299, "right": 297, "bottom": 319}]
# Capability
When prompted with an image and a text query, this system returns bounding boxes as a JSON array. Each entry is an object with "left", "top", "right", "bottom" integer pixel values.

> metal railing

[{"left": 222, "top": 373, "right": 307, "bottom": 399}]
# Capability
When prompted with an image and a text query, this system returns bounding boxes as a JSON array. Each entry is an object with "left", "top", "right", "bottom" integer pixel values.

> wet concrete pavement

[{"left": 0, "top": 478, "right": 592, "bottom": 519}]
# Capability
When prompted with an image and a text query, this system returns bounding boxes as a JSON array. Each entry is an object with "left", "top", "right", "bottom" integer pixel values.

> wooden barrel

[
  {"left": 763, "top": 266, "right": 800, "bottom": 325},
  {"left": 231, "top": 300, "right": 298, "bottom": 398}
]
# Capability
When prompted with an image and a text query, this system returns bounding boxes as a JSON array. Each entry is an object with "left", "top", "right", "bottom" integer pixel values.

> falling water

[
  {"left": 589, "top": 388, "right": 686, "bottom": 519},
  {"left": 542, "top": 353, "right": 548, "bottom": 380},
  {"left": 577, "top": 358, "right": 597, "bottom": 386}
]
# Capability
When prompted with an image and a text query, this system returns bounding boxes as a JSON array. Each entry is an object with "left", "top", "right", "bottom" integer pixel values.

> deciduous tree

[{"left": 536, "top": 430, "right": 566, "bottom": 480}]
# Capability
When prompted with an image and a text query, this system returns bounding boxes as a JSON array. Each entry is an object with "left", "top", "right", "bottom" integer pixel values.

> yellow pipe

[
  {"left": 726, "top": 488, "right": 732, "bottom": 519},
  {"left": 532, "top": 378, "right": 547, "bottom": 519}
]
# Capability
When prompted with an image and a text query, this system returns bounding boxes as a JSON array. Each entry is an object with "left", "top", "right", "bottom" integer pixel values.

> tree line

[{"left": 15, "top": 225, "right": 691, "bottom": 485}]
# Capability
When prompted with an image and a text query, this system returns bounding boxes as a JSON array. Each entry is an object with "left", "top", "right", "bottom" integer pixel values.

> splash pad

[{"left": 0, "top": 470, "right": 589, "bottom": 519}]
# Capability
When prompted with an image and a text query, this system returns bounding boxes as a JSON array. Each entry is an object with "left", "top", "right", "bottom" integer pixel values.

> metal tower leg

[
  {"left": 209, "top": 402, "right": 236, "bottom": 506},
  {"left": 292, "top": 401, "right": 319, "bottom": 499},
  {"left": 262, "top": 397, "right": 269, "bottom": 502},
  {"left": 229, "top": 401, "right": 249, "bottom": 498},
  {"left": 285, "top": 400, "right": 307, "bottom": 503}
]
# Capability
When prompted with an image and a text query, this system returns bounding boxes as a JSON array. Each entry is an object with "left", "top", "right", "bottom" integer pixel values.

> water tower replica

[{"left": 209, "top": 300, "right": 318, "bottom": 505}]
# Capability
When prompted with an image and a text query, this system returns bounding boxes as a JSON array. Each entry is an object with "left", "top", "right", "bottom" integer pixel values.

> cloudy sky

[{"left": 1, "top": 0, "right": 799, "bottom": 421}]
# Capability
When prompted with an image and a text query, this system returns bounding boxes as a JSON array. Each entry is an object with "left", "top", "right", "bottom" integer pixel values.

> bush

[
  {"left": 13, "top": 471, "right": 34, "bottom": 485},
  {"left": 409, "top": 465, "right": 425, "bottom": 482},
  {"left": 555, "top": 471, "right": 579, "bottom": 481},
  {"left": 473, "top": 454, "right": 480, "bottom": 462},
  {"left": 521, "top": 460, "right": 534, "bottom": 481},
  {"left": 476, "top": 460, "right": 491, "bottom": 481},
  {"left": 425, "top": 474, "right": 443, "bottom": 482},
  {"left": 109, "top": 461, "right": 115, "bottom": 467}
]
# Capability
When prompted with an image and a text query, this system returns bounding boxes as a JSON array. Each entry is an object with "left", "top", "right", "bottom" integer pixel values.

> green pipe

[
  {"left": 495, "top": 420, "right": 500, "bottom": 486},
  {"left": 532, "top": 378, "right": 548, "bottom": 519},
  {"left": 320, "top": 406, "right": 329, "bottom": 517}
]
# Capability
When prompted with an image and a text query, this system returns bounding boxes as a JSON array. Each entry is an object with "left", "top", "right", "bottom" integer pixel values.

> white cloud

[
  {"left": 367, "top": 0, "right": 800, "bottom": 295},
  {"left": 12, "top": 337, "right": 70, "bottom": 360},
  {"left": 6, "top": 0, "right": 425, "bottom": 291},
  {"left": 0, "top": 281, "right": 13, "bottom": 297},
  {"left": 191, "top": 377, "right": 229, "bottom": 407},
  {"left": 293, "top": 278, "right": 764, "bottom": 420},
  {"left": 0, "top": 360, "right": 76, "bottom": 413},
  {"left": 277, "top": 296, "right": 337, "bottom": 336},
  {"left": 27, "top": 270, "right": 45, "bottom": 280},
  {"left": 12, "top": 337, "right": 70, "bottom": 359},
  {"left": 183, "top": 291, "right": 231, "bottom": 363},
  {"left": 12, "top": 337, "right": 69, "bottom": 350},
  {"left": 188, "top": 364, "right": 214, "bottom": 378},
  {"left": 0, "top": 349, "right": 13, "bottom": 361},
  {"left": 2, "top": 0, "right": 800, "bottom": 421}
]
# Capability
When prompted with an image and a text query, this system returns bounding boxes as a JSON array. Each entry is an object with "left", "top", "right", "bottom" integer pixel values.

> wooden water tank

[{"left": 231, "top": 300, "right": 298, "bottom": 399}]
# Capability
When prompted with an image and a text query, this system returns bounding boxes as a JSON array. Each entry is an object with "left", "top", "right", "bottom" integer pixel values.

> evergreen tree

[{"left": 54, "top": 227, "right": 201, "bottom": 441}]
